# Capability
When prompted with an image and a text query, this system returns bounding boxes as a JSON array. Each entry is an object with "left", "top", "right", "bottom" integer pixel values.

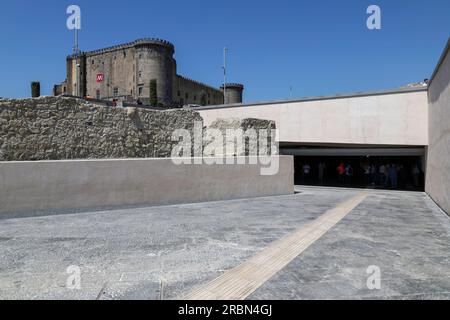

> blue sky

[{"left": 0, "top": 0, "right": 449, "bottom": 101}]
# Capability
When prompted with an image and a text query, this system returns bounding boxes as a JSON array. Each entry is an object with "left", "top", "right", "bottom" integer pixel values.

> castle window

[
  {"left": 123, "top": 51, "right": 126, "bottom": 58},
  {"left": 185, "top": 93, "right": 188, "bottom": 99},
  {"left": 138, "top": 71, "right": 142, "bottom": 78},
  {"left": 138, "top": 86, "right": 143, "bottom": 96},
  {"left": 96, "top": 90, "right": 101, "bottom": 99},
  {"left": 177, "top": 91, "right": 180, "bottom": 97},
  {"left": 113, "top": 87, "right": 119, "bottom": 97},
  {"left": 194, "top": 95, "right": 197, "bottom": 101}
]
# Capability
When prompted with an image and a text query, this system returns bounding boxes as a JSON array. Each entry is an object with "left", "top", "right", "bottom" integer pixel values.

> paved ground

[{"left": 1, "top": 186, "right": 449, "bottom": 300}]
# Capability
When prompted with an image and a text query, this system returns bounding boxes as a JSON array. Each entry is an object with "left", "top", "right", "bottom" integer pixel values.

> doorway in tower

[{"left": 294, "top": 155, "right": 425, "bottom": 191}]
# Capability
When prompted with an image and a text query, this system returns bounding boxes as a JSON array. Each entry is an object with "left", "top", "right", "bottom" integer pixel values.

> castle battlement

[{"left": 68, "top": 38, "right": 175, "bottom": 58}]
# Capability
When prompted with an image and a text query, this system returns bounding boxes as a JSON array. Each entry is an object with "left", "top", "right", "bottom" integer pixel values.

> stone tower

[
  {"left": 221, "top": 83, "right": 244, "bottom": 104},
  {"left": 134, "top": 39, "right": 175, "bottom": 106}
]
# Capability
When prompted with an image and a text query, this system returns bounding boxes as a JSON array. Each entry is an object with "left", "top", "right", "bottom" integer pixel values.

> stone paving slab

[
  {"left": 0, "top": 189, "right": 351, "bottom": 300},
  {"left": 1, "top": 186, "right": 449, "bottom": 300},
  {"left": 248, "top": 188, "right": 450, "bottom": 300}
]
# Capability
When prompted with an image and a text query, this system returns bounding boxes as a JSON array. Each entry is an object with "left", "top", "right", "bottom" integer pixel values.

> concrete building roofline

[
  {"left": 193, "top": 86, "right": 428, "bottom": 110},
  {"left": 67, "top": 38, "right": 175, "bottom": 58},
  {"left": 429, "top": 37, "right": 450, "bottom": 86}
]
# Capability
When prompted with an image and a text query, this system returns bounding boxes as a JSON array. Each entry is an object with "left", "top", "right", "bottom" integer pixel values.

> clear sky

[{"left": 0, "top": 0, "right": 449, "bottom": 101}]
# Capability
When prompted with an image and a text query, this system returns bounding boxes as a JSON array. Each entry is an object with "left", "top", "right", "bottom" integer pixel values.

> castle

[{"left": 54, "top": 38, "right": 244, "bottom": 107}]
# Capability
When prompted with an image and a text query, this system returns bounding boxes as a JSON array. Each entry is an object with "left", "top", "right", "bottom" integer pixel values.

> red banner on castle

[{"left": 96, "top": 74, "right": 104, "bottom": 83}]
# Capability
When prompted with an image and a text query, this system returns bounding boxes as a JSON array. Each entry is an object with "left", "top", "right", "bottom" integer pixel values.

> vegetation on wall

[{"left": 149, "top": 79, "right": 158, "bottom": 106}]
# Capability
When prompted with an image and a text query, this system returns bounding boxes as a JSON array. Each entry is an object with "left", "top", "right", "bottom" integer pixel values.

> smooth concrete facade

[
  {"left": 426, "top": 39, "right": 450, "bottom": 215},
  {"left": 198, "top": 88, "right": 429, "bottom": 146},
  {"left": 0, "top": 157, "right": 294, "bottom": 215}
]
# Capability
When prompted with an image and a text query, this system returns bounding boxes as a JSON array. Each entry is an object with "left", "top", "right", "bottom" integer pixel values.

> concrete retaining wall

[
  {"left": 198, "top": 89, "right": 429, "bottom": 146},
  {"left": 0, "top": 156, "right": 294, "bottom": 215},
  {"left": 426, "top": 39, "right": 450, "bottom": 215}
]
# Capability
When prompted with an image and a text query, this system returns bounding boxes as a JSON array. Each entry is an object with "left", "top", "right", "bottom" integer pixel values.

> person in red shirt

[{"left": 337, "top": 163, "right": 345, "bottom": 185}]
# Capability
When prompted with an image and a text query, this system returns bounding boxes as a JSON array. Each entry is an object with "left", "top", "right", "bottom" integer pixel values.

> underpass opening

[{"left": 282, "top": 147, "right": 426, "bottom": 191}]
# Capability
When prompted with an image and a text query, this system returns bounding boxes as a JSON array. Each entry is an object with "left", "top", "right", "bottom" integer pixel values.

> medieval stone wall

[{"left": 173, "top": 75, "right": 224, "bottom": 107}]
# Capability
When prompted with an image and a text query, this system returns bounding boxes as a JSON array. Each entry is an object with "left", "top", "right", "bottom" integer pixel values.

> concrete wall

[
  {"left": 426, "top": 39, "right": 450, "bottom": 214},
  {"left": 198, "top": 89, "right": 429, "bottom": 146},
  {"left": 0, "top": 157, "right": 294, "bottom": 215}
]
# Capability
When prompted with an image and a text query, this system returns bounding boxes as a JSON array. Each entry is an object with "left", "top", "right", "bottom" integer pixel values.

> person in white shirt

[{"left": 302, "top": 163, "right": 311, "bottom": 183}]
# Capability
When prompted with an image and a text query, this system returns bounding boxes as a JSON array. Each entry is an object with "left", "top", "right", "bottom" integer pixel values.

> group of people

[
  {"left": 336, "top": 162, "right": 354, "bottom": 185},
  {"left": 298, "top": 160, "right": 422, "bottom": 190},
  {"left": 361, "top": 163, "right": 422, "bottom": 189}
]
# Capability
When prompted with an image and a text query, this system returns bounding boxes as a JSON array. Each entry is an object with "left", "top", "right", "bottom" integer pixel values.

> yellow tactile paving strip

[{"left": 182, "top": 192, "right": 368, "bottom": 300}]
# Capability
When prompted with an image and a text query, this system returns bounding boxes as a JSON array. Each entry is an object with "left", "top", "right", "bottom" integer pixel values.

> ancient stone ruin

[{"left": 0, "top": 97, "right": 275, "bottom": 161}]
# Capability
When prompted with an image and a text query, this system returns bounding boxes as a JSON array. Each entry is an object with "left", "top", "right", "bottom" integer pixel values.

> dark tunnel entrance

[
  {"left": 283, "top": 146, "right": 426, "bottom": 191},
  {"left": 293, "top": 155, "right": 425, "bottom": 191}
]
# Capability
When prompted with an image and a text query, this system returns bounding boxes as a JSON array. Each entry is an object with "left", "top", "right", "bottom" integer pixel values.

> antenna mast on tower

[{"left": 223, "top": 47, "right": 228, "bottom": 104}]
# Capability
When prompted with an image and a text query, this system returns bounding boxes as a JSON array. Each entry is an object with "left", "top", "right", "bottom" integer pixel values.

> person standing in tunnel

[
  {"left": 345, "top": 164, "right": 354, "bottom": 185},
  {"left": 378, "top": 164, "right": 385, "bottom": 186},
  {"left": 337, "top": 163, "right": 345, "bottom": 185},
  {"left": 389, "top": 164, "right": 398, "bottom": 189},
  {"left": 412, "top": 164, "right": 421, "bottom": 188},
  {"left": 302, "top": 163, "right": 311, "bottom": 184},
  {"left": 398, "top": 165, "right": 407, "bottom": 189},
  {"left": 318, "top": 162, "right": 326, "bottom": 185},
  {"left": 370, "top": 164, "right": 376, "bottom": 186},
  {"left": 384, "top": 164, "right": 391, "bottom": 187}
]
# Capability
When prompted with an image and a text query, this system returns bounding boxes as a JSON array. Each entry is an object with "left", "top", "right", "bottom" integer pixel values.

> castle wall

[
  {"left": 84, "top": 47, "right": 136, "bottom": 101},
  {"left": 63, "top": 39, "right": 228, "bottom": 107},
  {"left": 66, "top": 39, "right": 177, "bottom": 106},
  {"left": 173, "top": 75, "right": 223, "bottom": 106}
]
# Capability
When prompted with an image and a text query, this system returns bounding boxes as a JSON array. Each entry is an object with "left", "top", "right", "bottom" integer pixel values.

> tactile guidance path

[{"left": 182, "top": 192, "right": 368, "bottom": 300}]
